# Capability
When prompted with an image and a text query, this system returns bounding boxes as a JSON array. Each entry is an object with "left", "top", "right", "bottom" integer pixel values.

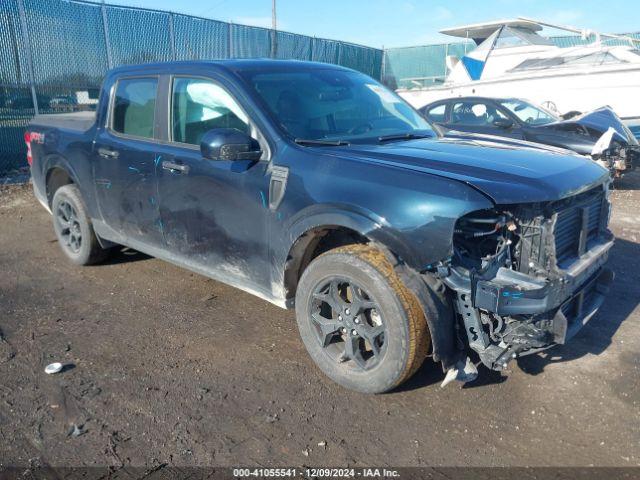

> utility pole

[
  {"left": 270, "top": 0, "right": 277, "bottom": 58},
  {"left": 272, "top": 0, "right": 276, "bottom": 30}
]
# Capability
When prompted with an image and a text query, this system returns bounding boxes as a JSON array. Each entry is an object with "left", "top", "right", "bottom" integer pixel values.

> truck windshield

[{"left": 239, "top": 68, "right": 435, "bottom": 143}]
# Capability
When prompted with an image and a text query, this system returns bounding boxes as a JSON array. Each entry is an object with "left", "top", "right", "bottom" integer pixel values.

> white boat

[{"left": 397, "top": 18, "right": 640, "bottom": 120}]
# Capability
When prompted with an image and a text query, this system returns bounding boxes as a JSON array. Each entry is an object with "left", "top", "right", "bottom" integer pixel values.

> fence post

[
  {"left": 101, "top": 1, "right": 114, "bottom": 69},
  {"left": 228, "top": 22, "right": 233, "bottom": 58},
  {"left": 380, "top": 46, "right": 386, "bottom": 82},
  {"left": 15, "top": 0, "right": 38, "bottom": 115},
  {"left": 168, "top": 13, "right": 176, "bottom": 60},
  {"left": 310, "top": 36, "right": 315, "bottom": 61},
  {"left": 270, "top": 29, "right": 277, "bottom": 59}
]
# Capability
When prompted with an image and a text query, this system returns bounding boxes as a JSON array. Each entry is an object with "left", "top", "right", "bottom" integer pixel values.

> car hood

[
  {"left": 326, "top": 136, "right": 609, "bottom": 204},
  {"left": 547, "top": 107, "right": 638, "bottom": 145},
  {"left": 444, "top": 130, "right": 576, "bottom": 154}
]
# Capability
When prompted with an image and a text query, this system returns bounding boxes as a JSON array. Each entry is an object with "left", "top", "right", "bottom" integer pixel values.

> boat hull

[{"left": 399, "top": 66, "right": 640, "bottom": 119}]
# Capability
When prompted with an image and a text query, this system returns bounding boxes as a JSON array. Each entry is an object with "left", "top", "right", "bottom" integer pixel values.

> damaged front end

[
  {"left": 553, "top": 107, "right": 639, "bottom": 177},
  {"left": 592, "top": 144, "right": 640, "bottom": 177},
  {"left": 436, "top": 184, "right": 614, "bottom": 370}
]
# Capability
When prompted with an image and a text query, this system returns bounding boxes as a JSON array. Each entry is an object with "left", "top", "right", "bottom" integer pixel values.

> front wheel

[{"left": 295, "top": 244, "right": 430, "bottom": 393}]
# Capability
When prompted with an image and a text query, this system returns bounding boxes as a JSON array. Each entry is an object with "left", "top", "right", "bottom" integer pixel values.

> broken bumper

[{"left": 441, "top": 238, "right": 615, "bottom": 370}]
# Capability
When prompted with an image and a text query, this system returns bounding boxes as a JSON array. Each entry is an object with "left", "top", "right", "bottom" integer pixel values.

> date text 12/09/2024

[{"left": 233, "top": 468, "right": 401, "bottom": 478}]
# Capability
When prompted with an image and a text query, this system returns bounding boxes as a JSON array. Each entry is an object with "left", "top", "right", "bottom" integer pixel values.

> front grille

[
  {"left": 560, "top": 273, "right": 599, "bottom": 324},
  {"left": 553, "top": 189, "right": 606, "bottom": 266}
]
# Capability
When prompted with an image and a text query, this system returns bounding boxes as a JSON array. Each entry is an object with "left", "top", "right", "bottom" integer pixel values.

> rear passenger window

[
  {"left": 111, "top": 78, "right": 158, "bottom": 139},
  {"left": 171, "top": 77, "right": 249, "bottom": 146},
  {"left": 425, "top": 104, "right": 446, "bottom": 122}
]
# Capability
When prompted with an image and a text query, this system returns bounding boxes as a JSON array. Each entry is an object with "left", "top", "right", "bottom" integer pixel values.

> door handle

[
  {"left": 162, "top": 160, "right": 189, "bottom": 174},
  {"left": 98, "top": 147, "right": 119, "bottom": 159}
]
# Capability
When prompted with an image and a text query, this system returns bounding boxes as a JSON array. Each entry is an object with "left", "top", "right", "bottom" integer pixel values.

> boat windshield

[
  {"left": 512, "top": 51, "right": 624, "bottom": 71},
  {"left": 499, "top": 100, "right": 557, "bottom": 125},
  {"left": 239, "top": 68, "right": 435, "bottom": 143},
  {"left": 475, "top": 26, "right": 553, "bottom": 51},
  {"left": 494, "top": 26, "right": 554, "bottom": 48}
]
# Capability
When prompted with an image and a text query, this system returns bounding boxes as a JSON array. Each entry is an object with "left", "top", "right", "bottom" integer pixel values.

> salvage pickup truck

[{"left": 27, "top": 60, "right": 614, "bottom": 393}]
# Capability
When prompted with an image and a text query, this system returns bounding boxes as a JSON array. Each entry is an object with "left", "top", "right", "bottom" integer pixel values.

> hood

[
  {"left": 549, "top": 107, "right": 637, "bottom": 145},
  {"left": 326, "top": 136, "right": 609, "bottom": 205}
]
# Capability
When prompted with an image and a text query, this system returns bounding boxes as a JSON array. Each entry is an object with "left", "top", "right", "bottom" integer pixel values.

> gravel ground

[{"left": 0, "top": 174, "right": 639, "bottom": 470}]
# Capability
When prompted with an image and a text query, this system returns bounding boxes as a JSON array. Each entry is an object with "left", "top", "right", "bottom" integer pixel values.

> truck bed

[{"left": 30, "top": 111, "right": 96, "bottom": 133}]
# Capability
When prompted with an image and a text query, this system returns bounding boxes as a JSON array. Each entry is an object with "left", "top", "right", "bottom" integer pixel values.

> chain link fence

[
  {"left": 0, "top": 0, "right": 384, "bottom": 174},
  {"left": 382, "top": 42, "right": 472, "bottom": 90}
]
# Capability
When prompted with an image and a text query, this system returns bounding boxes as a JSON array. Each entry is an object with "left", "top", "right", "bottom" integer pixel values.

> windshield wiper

[
  {"left": 378, "top": 133, "right": 432, "bottom": 143},
  {"left": 294, "top": 138, "right": 350, "bottom": 146}
]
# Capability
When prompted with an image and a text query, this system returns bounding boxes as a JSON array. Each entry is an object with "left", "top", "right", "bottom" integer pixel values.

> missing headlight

[{"left": 453, "top": 209, "right": 518, "bottom": 271}]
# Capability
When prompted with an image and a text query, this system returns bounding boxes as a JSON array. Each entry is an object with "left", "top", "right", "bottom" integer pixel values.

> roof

[
  {"left": 439, "top": 19, "right": 543, "bottom": 39},
  {"left": 109, "top": 59, "right": 351, "bottom": 75},
  {"left": 421, "top": 96, "right": 537, "bottom": 108}
]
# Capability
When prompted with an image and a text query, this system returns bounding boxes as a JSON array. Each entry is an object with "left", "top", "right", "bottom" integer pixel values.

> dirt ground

[{"left": 0, "top": 174, "right": 639, "bottom": 470}]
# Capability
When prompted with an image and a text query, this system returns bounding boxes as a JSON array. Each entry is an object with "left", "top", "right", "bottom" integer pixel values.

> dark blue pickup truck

[{"left": 27, "top": 60, "right": 614, "bottom": 393}]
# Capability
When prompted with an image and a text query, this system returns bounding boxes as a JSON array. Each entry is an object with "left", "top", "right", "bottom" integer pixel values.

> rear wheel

[
  {"left": 52, "top": 184, "right": 109, "bottom": 265},
  {"left": 295, "top": 244, "right": 430, "bottom": 393}
]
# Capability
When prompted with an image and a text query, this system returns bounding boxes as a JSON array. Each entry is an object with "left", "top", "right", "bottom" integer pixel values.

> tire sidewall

[
  {"left": 52, "top": 185, "right": 93, "bottom": 265},
  {"left": 296, "top": 250, "right": 414, "bottom": 393}
]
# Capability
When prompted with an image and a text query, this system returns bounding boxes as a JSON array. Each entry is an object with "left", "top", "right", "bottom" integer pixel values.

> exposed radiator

[{"left": 553, "top": 189, "right": 606, "bottom": 267}]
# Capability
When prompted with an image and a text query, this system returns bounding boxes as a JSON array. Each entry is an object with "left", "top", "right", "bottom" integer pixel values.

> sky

[{"left": 102, "top": 0, "right": 640, "bottom": 48}]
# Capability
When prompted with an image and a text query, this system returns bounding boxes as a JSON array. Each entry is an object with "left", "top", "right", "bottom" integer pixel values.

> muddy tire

[
  {"left": 295, "top": 244, "right": 430, "bottom": 393},
  {"left": 51, "top": 184, "right": 109, "bottom": 266}
]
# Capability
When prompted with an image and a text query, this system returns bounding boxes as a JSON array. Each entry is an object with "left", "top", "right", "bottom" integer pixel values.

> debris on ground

[
  {"left": 0, "top": 328, "right": 16, "bottom": 363},
  {"left": 265, "top": 413, "right": 279, "bottom": 423},
  {"left": 68, "top": 424, "right": 86, "bottom": 438},
  {"left": 44, "top": 362, "right": 63, "bottom": 374}
]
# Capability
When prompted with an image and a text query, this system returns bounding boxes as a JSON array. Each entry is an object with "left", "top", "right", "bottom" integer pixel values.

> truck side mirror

[
  {"left": 493, "top": 118, "right": 514, "bottom": 129},
  {"left": 200, "top": 128, "right": 262, "bottom": 161}
]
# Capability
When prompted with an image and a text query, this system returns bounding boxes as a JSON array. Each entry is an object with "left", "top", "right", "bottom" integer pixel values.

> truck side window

[
  {"left": 111, "top": 78, "right": 158, "bottom": 139},
  {"left": 171, "top": 78, "right": 250, "bottom": 145}
]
